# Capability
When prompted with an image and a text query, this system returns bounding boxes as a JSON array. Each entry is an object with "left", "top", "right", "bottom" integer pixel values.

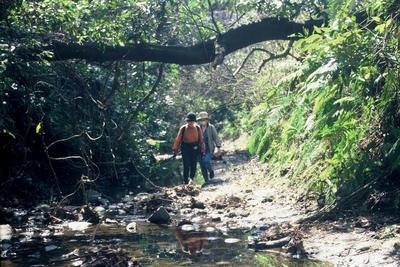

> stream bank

[{"left": 168, "top": 139, "right": 400, "bottom": 266}]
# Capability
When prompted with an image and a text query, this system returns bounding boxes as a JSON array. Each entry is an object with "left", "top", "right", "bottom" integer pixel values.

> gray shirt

[{"left": 202, "top": 123, "right": 221, "bottom": 154}]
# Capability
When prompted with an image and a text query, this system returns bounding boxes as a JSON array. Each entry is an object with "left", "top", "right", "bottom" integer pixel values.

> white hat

[{"left": 198, "top": 111, "right": 209, "bottom": 121}]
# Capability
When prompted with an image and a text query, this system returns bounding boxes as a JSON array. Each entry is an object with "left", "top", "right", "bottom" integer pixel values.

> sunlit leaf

[{"left": 36, "top": 122, "right": 42, "bottom": 134}]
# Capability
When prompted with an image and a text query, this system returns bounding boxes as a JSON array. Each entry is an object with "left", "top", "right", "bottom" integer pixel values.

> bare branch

[
  {"left": 233, "top": 48, "right": 273, "bottom": 76},
  {"left": 258, "top": 40, "right": 295, "bottom": 73},
  {"left": 47, "top": 132, "right": 84, "bottom": 151},
  {"left": 208, "top": 0, "right": 222, "bottom": 35},
  {"left": 129, "top": 157, "right": 164, "bottom": 191}
]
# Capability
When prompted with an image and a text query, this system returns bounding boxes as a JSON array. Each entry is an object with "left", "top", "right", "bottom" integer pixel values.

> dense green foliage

[{"left": 241, "top": 0, "right": 400, "bottom": 209}]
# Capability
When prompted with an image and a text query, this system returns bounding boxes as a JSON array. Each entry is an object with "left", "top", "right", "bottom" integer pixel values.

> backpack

[{"left": 180, "top": 125, "right": 201, "bottom": 151}]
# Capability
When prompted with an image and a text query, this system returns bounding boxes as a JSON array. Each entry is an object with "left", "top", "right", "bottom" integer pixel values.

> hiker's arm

[
  {"left": 172, "top": 128, "right": 183, "bottom": 154},
  {"left": 212, "top": 126, "right": 222, "bottom": 155}
]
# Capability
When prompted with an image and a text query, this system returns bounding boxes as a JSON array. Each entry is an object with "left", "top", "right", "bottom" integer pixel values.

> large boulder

[{"left": 148, "top": 206, "right": 170, "bottom": 224}]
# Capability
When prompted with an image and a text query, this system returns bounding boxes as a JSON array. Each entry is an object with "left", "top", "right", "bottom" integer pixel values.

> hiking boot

[{"left": 209, "top": 170, "right": 214, "bottom": 179}]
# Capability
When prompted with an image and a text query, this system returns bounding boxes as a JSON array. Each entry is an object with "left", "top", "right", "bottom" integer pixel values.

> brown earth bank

[{"left": 146, "top": 139, "right": 400, "bottom": 267}]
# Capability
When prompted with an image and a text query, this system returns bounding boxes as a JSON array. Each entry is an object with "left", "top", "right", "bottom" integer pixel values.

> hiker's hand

[{"left": 217, "top": 148, "right": 221, "bottom": 157}]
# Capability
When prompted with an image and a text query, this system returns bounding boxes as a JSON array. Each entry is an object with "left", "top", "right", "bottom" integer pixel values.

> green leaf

[
  {"left": 314, "top": 26, "right": 322, "bottom": 34},
  {"left": 7, "top": 131, "right": 16, "bottom": 139},
  {"left": 36, "top": 122, "right": 42, "bottom": 134},
  {"left": 372, "top": 16, "right": 381, "bottom": 23}
]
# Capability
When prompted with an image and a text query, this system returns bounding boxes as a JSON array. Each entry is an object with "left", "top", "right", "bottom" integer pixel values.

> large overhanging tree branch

[{"left": 48, "top": 17, "right": 324, "bottom": 65}]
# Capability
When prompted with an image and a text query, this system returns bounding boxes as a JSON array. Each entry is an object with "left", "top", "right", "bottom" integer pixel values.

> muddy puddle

[{"left": 1, "top": 213, "right": 331, "bottom": 267}]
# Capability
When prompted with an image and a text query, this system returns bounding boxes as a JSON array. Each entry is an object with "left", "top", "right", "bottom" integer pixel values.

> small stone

[
  {"left": 211, "top": 216, "right": 221, "bottom": 222},
  {"left": 228, "top": 212, "right": 236, "bottom": 218},
  {"left": 205, "top": 226, "right": 216, "bottom": 233},
  {"left": 104, "top": 218, "right": 118, "bottom": 224},
  {"left": 358, "top": 246, "right": 370, "bottom": 252},
  {"left": 126, "top": 222, "right": 137, "bottom": 233},
  {"left": 181, "top": 224, "right": 195, "bottom": 231},
  {"left": 45, "top": 245, "right": 59, "bottom": 252},
  {"left": 148, "top": 206, "right": 170, "bottom": 224},
  {"left": 224, "top": 238, "right": 241, "bottom": 244},
  {"left": 67, "top": 221, "right": 92, "bottom": 231},
  {"left": 262, "top": 196, "right": 274, "bottom": 203},
  {"left": 0, "top": 224, "right": 12, "bottom": 240},
  {"left": 118, "top": 209, "right": 126, "bottom": 215},
  {"left": 94, "top": 206, "right": 105, "bottom": 216}
]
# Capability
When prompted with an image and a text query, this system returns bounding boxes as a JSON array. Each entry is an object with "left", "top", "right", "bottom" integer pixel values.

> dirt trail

[{"left": 191, "top": 139, "right": 400, "bottom": 267}]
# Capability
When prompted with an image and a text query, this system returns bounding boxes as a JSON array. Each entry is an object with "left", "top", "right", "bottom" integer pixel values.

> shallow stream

[{"left": 1, "top": 189, "right": 331, "bottom": 266}]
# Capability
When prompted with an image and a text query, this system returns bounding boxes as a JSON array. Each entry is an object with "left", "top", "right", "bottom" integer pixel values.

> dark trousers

[{"left": 181, "top": 142, "right": 199, "bottom": 184}]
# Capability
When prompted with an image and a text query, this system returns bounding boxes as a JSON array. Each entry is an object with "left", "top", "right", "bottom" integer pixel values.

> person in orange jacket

[{"left": 172, "top": 112, "right": 205, "bottom": 184}]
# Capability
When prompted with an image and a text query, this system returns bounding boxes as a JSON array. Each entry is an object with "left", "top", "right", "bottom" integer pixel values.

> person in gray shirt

[{"left": 197, "top": 111, "right": 222, "bottom": 183}]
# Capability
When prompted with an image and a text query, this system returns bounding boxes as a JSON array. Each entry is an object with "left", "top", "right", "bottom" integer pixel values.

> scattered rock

[
  {"left": 248, "top": 236, "right": 291, "bottom": 250},
  {"left": 80, "top": 205, "right": 100, "bottom": 224},
  {"left": 228, "top": 212, "right": 236, "bottom": 218},
  {"left": 181, "top": 224, "right": 195, "bottom": 231},
  {"left": 211, "top": 216, "right": 221, "bottom": 222},
  {"left": 262, "top": 196, "right": 274, "bottom": 203},
  {"left": 0, "top": 224, "right": 12, "bottom": 240},
  {"left": 172, "top": 184, "right": 200, "bottom": 197},
  {"left": 205, "top": 226, "right": 216, "bottom": 233},
  {"left": 355, "top": 217, "right": 371, "bottom": 228},
  {"left": 45, "top": 245, "right": 59, "bottom": 252},
  {"left": 148, "top": 206, "right": 170, "bottom": 224},
  {"left": 197, "top": 210, "right": 207, "bottom": 216},
  {"left": 284, "top": 239, "right": 306, "bottom": 255},
  {"left": 212, "top": 202, "right": 227, "bottom": 209},
  {"left": 104, "top": 218, "right": 118, "bottom": 225},
  {"left": 94, "top": 206, "right": 106, "bottom": 216},
  {"left": 240, "top": 212, "right": 250, "bottom": 217},
  {"left": 224, "top": 238, "right": 241, "bottom": 244},
  {"left": 190, "top": 198, "right": 205, "bottom": 209},
  {"left": 67, "top": 221, "right": 92, "bottom": 231},
  {"left": 358, "top": 246, "right": 371, "bottom": 252},
  {"left": 176, "top": 219, "right": 192, "bottom": 226},
  {"left": 126, "top": 222, "right": 137, "bottom": 233}
]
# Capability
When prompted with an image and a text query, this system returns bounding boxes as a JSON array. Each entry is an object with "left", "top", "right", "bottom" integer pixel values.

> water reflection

[{"left": 174, "top": 226, "right": 209, "bottom": 258}]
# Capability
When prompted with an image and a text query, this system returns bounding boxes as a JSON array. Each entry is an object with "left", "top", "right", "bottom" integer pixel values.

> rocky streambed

[{"left": 0, "top": 184, "right": 328, "bottom": 267}]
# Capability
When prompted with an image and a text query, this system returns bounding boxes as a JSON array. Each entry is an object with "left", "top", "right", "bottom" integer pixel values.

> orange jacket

[{"left": 172, "top": 124, "right": 205, "bottom": 153}]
